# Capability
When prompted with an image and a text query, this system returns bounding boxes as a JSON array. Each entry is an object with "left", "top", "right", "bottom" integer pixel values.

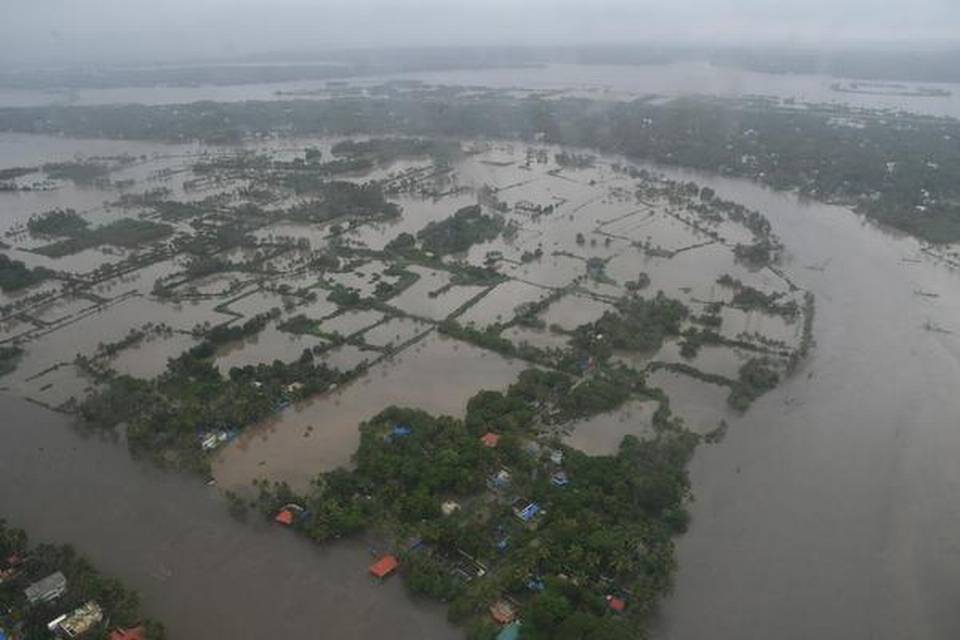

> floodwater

[
  {"left": 0, "top": 122, "right": 958, "bottom": 640},
  {"left": 3, "top": 62, "right": 960, "bottom": 117},
  {"left": 213, "top": 333, "right": 527, "bottom": 491},
  {"left": 563, "top": 399, "right": 658, "bottom": 455},
  {"left": 644, "top": 165, "right": 960, "bottom": 639},
  {"left": 645, "top": 369, "right": 734, "bottom": 435},
  {"left": 0, "top": 395, "right": 459, "bottom": 640}
]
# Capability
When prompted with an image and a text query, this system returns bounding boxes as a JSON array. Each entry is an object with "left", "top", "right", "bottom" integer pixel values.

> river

[
  {"left": 644, "top": 168, "right": 960, "bottom": 639},
  {"left": 0, "top": 396, "right": 459, "bottom": 640},
  {"left": 2, "top": 62, "right": 960, "bottom": 118}
]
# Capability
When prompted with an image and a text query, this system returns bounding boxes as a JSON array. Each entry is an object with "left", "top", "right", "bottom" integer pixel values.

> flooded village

[
  {"left": 0, "top": 130, "right": 812, "bottom": 637},
  {"left": 2, "top": 56, "right": 960, "bottom": 638}
]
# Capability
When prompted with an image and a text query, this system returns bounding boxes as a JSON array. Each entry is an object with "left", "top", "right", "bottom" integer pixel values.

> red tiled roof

[
  {"left": 490, "top": 600, "right": 516, "bottom": 624},
  {"left": 275, "top": 509, "right": 295, "bottom": 526},
  {"left": 369, "top": 554, "right": 399, "bottom": 579},
  {"left": 481, "top": 432, "right": 502, "bottom": 448},
  {"left": 607, "top": 596, "right": 626, "bottom": 612},
  {"left": 110, "top": 626, "right": 147, "bottom": 640}
]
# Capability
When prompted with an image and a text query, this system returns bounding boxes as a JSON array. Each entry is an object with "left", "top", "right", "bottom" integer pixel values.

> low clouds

[{"left": 1, "top": 0, "right": 957, "bottom": 67}]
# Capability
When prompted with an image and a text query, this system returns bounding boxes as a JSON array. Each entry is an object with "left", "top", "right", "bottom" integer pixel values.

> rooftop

[
  {"left": 110, "top": 626, "right": 147, "bottom": 640},
  {"left": 480, "top": 432, "right": 502, "bottom": 448},
  {"left": 275, "top": 509, "right": 296, "bottom": 526},
  {"left": 497, "top": 621, "right": 521, "bottom": 640},
  {"left": 369, "top": 554, "right": 399, "bottom": 579},
  {"left": 24, "top": 570, "right": 67, "bottom": 604},
  {"left": 490, "top": 599, "right": 517, "bottom": 625},
  {"left": 607, "top": 595, "right": 626, "bottom": 612}
]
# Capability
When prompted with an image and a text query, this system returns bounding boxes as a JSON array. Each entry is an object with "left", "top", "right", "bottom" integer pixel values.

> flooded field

[
  {"left": 213, "top": 334, "right": 528, "bottom": 490},
  {"left": 6, "top": 125, "right": 947, "bottom": 640},
  {"left": 214, "top": 322, "right": 327, "bottom": 371},
  {"left": 646, "top": 369, "right": 735, "bottom": 434},
  {"left": 562, "top": 399, "right": 658, "bottom": 455}
]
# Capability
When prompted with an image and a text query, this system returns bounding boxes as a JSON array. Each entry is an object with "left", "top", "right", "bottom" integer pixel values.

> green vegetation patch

[
  {"left": 0, "top": 254, "right": 53, "bottom": 292},
  {"left": 417, "top": 205, "right": 506, "bottom": 255},
  {"left": 34, "top": 218, "right": 174, "bottom": 257},
  {"left": 0, "top": 345, "right": 24, "bottom": 378},
  {"left": 570, "top": 292, "right": 689, "bottom": 358},
  {"left": 42, "top": 160, "right": 110, "bottom": 185},
  {"left": 26, "top": 208, "right": 89, "bottom": 237},
  {"left": 727, "top": 358, "right": 780, "bottom": 411}
]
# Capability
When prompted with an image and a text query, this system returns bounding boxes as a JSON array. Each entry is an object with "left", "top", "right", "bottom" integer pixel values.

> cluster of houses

[
  {"left": 270, "top": 420, "right": 622, "bottom": 636},
  {"left": 0, "top": 564, "right": 146, "bottom": 640}
]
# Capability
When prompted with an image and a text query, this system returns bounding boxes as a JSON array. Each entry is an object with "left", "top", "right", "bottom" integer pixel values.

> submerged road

[{"left": 652, "top": 170, "right": 960, "bottom": 639}]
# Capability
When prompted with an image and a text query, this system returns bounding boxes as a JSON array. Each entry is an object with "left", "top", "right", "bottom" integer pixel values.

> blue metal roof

[{"left": 498, "top": 622, "right": 521, "bottom": 640}]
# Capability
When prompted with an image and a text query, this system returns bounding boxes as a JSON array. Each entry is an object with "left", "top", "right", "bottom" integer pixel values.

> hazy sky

[{"left": 2, "top": 0, "right": 958, "bottom": 66}]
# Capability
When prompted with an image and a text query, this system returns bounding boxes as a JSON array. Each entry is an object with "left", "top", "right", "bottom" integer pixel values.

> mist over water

[{"left": 1, "top": 0, "right": 959, "bottom": 67}]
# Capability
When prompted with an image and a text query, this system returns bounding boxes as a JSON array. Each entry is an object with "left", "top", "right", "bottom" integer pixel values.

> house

[
  {"left": 551, "top": 470, "right": 570, "bottom": 488},
  {"left": 48, "top": 601, "right": 103, "bottom": 638},
  {"left": 275, "top": 503, "right": 305, "bottom": 526},
  {"left": 489, "top": 599, "right": 517, "bottom": 625},
  {"left": 285, "top": 382, "right": 304, "bottom": 395},
  {"left": 441, "top": 500, "right": 461, "bottom": 516},
  {"left": 369, "top": 554, "right": 399, "bottom": 579},
  {"left": 512, "top": 499, "right": 542, "bottom": 522},
  {"left": 606, "top": 595, "right": 626, "bottom": 613},
  {"left": 480, "top": 432, "right": 501, "bottom": 448},
  {"left": 497, "top": 621, "right": 521, "bottom": 640},
  {"left": 24, "top": 571, "right": 67, "bottom": 604},
  {"left": 110, "top": 626, "right": 146, "bottom": 640},
  {"left": 386, "top": 424, "right": 413, "bottom": 442},
  {"left": 487, "top": 469, "right": 511, "bottom": 491}
]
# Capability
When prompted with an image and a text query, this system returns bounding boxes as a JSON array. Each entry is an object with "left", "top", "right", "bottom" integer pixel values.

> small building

[
  {"left": 488, "top": 469, "right": 511, "bottom": 491},
  {"left": 512, "top": 499, "right": 542, "bottom": 523},
  {"left": 551, "top": 470, "right": 570, "bottom": 488},
  {"left": 490, "top": 599, "right": 517, "bottom": 625},
  {"left": 549, "top": 449, "right": 564, "bottom": 465},
  {"left": 606, "top": 595, "right": 626, "bottom": 613},
  {"left": 386, "top": 424, "right": 413, "bottom": 442},
  {"left": 285, "top": 382, "right": 304, "bottom": 395},
  {"left": 110, "top": 626, "right": 146, "bottom": 640},
  {"left": 24, "top": 570, "right": 67, "bottom": 604},
  {"left": 274, "top": 503, "right": 305, "bottom": 526},
  {"left": 48, "top": 601, "right": 103, "bottom": 638},
  {"left": 480, "top": 432, "right": 502, "bottom": 448},
  {"left": 369, "top": 554, "right": 399, "bottom": 579},
  {"left": 441, "top": 500, "right": 461, "bottom": 516}
]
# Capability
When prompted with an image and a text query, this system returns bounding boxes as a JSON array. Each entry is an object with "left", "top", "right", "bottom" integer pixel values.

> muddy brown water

[
  {"left": 0, "top": 395, "right": 458, "bottom": 640},
  {"left": 2, "top": 131, "right": 960, "bottom": 638},
  {"left": 643, "top": 166, "right": 960, "bottom": 640}
]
